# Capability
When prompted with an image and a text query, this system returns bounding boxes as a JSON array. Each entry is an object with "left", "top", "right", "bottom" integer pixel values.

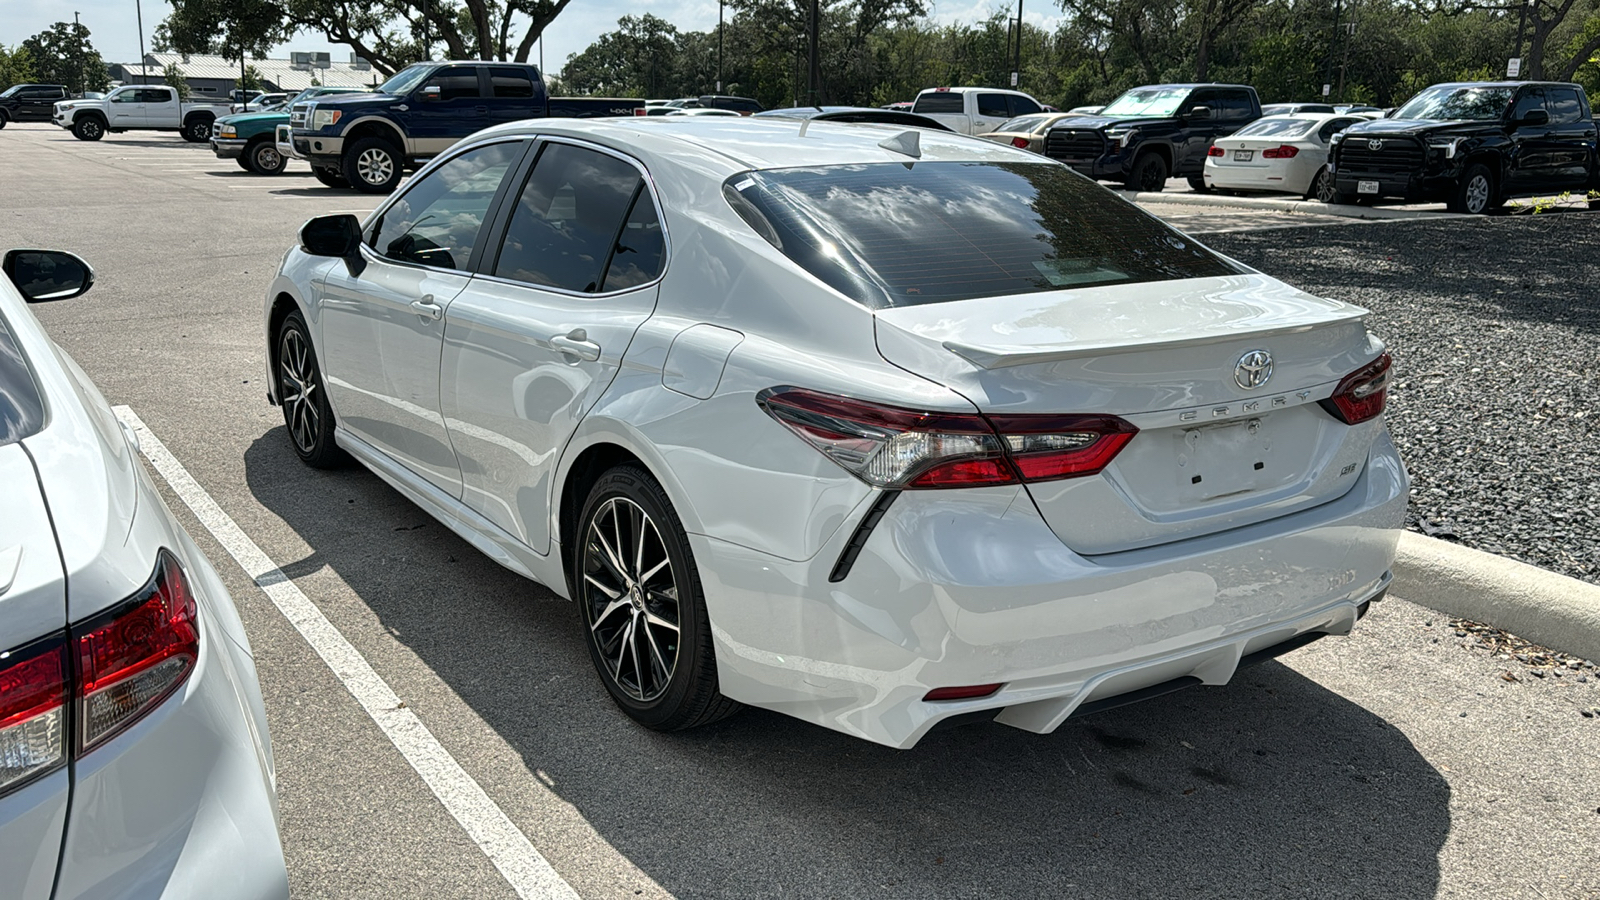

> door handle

[
  {"left": 475, "top": 105, "right": 488, "bottom": 114},
  {"left": 410, "top": 295, "right": 443, "bottom": 320},
  {"left": 550, "top": 328, "right": 601, "bottom": 361}
]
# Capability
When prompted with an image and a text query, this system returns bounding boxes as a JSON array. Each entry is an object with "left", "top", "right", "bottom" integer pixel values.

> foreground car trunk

[{"left": 874, "top": 273, "right": 1387, "bottom": 554}]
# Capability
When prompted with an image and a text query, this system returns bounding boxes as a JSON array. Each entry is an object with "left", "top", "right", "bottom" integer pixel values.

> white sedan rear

[{"left": 1204, "top": 113, "right": 1364, "bottom": 200}]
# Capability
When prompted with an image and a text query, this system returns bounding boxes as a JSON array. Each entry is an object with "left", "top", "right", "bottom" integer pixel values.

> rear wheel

[
  {"left": 312, "top": 166, "right": 349, "bottom": 189},
  {"left": 1447, "top": 163, "right": 1495, "bottom": 214},
  {"left": 247, "top": 139, "right": 287, "bottom": 175},
  {"left": 275, "top": 311, "right": 346, "bottom": 468},
  {"left": 181, "top": 117, "right": 212, "bottom": 143},
  {"left": 72, "top": 117, "right": 104, "bottom": 141},
  {"left": 1187, "top": 174, "right": 1211, "bottom": 193},
  {"left": 1124, "top": 152, "right": 1169, "bottom": 192},
  {"left": 575, "top": 466, "right": 739, "bottom": 731},
  {"left": 1308, "top": 168, "right": 1337, "bottom": 203},
  {"left": 343, "top": 137, "right": 404, "bottom": 194}
]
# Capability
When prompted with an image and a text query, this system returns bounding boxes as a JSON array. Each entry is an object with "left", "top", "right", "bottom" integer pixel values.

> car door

[
  {"left": 1543, "top": 86, "right": 1596, "bottom": 188},
  {"left": 440, "top": 140, "right": 667, "bottom": 553},
  {"left": 973, "top": 93, "right": 1012, "bottom": 134},
  {"left": 105, "top": 88, "right": 143, "bottom": 127},
  {"left": 1174, "top": 89, "right": 1221, "bottom": 174},
  {"left": 484, "top": 66, "right": 541, "bottom": 127},
  {"left": 139, "top": 87, "right": 178, "bottom": 127},
  {"left": 1506, "top": 87, "right": 1555, "bottom": 192},
  {"left": 410, "top": 66, "right": 488, "bottom": 157},
  {"left": 317, "top": 139, "right": 526, "bottom": 495}
]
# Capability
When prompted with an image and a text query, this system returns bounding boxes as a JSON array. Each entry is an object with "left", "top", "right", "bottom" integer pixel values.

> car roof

[
  {"left": 1251, "top": 112, "right": 1354, "bottom": 121},
  {"left": 1428, "top": 80, "right": 1580, "bottom": 89}
]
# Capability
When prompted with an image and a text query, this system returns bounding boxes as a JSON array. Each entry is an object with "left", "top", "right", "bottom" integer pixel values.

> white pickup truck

[
  {"left": 52, "top": 84, "right": 232, "bottom": 143},
  {"left": 909, "top": 87, "right": 1048, "bottom": 135}
]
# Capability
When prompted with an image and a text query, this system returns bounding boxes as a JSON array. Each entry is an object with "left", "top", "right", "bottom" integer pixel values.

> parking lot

[{"left": 3, "top": 122, "right": 1598, "bottom": 899}]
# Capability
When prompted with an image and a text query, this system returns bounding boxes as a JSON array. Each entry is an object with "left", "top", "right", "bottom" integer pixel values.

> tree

[
  {"left": 20, "top": 23, "right": 110, "bottom": 94},
  {"left": 164, "top": 63, "right": 192, "bottom": 99},
  {"left": 0, "top": 45, "right": 37, "bottom": 93},
  {"left": 236, "top": 65, "right": 266, "bottom": 91}
]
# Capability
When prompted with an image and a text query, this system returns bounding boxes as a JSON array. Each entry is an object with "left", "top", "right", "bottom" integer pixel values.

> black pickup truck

[
  {"left": 0, "top": 84, "right": 69, "bottom": 127},
  {"left": 1043, "top": 83, "right": 1261, "bottom": 191},
  {"left": 1329, "top": 81, "right": 1599, "bottom": 213},
  {"left": 289, "top": 60, "right": 644, "bottom": 193}
]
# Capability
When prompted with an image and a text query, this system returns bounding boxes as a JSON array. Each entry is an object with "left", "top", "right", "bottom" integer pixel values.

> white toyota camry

[
  {"left": 1, "top": 252, "right": 287, "bottom": 896},
  {"left": 264, "top": 118, "right": 1407, "bottom": 749}
]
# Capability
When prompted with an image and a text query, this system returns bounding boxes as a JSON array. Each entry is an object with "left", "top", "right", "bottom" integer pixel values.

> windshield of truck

[
  {"left": 1395, "top": 85, "right": 1515, "bottom": 121},
  {"left": 1235, "top": 117, "right": 1318, "bottom": 138},
  {"left": 0, "top": 86, "right": 20, "bottom": 98},
  {"left": 1099, "top": 87, "right": 1191, "bottom": 118},
  {"left": 726, "top": 161, "right": 1238, "bottom": 308},
  {"left": 376, "top": 64, "right": 433, "bottom": 96}
]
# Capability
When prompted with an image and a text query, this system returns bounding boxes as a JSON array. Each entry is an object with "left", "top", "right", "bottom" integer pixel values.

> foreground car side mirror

[
  {"left": 3, "top": 249, "right": 94, "bottom": 302},
  {"left": 299, "top": 215, "right": 363, "bottom": 258}
]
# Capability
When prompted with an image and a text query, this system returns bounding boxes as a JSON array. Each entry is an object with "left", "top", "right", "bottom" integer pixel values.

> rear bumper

[{"left": 697, "top": 430, "right": 1408, "bottom": 749}]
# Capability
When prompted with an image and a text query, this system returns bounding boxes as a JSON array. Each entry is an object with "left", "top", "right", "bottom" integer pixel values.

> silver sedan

[{"left": 264, "top": 118, "right": 1406, "bottom": 748}]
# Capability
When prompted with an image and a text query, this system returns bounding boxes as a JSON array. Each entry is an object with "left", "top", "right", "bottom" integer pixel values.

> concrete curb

[
  {"left": 1392, "top": 531, "right": 1600, "bottom": 663},
  {"left": 1120, "top": 189, "right": 1466, "bottom": 221}
]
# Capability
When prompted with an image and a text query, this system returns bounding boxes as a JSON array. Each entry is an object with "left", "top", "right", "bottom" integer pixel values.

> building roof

[{"left": 116, "top": 53, "right": 384, "bottom": 91}]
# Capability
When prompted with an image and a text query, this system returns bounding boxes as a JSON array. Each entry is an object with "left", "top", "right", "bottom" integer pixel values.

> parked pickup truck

[
  {"left": 1328, "top": 80, "right": 1599, "bottom": 213},
  {"left": 288, "top": 60, "right": 644, "bottom": 192},
  {"left": 0, "top": 84, "right": 69, "bottom": 128},
  {"left": 1044, "top": 83, "right": 1262, "bottom": 191},
  {"left": 212, "top": 86, "right": 369, "bottom": 174},
  {"left": 52, "top": 84, "right": 232, "bottom": 142},
  {"left": 909, "top": 87, "right": 1045, "bottom": 135}
]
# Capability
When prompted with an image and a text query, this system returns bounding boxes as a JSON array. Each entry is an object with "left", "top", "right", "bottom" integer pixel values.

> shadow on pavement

[{"left": 243, "top": 430, "right": 1449, "bottom": 899}]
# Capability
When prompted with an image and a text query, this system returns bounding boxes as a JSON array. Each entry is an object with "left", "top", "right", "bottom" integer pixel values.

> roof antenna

[
  {"left": 878, "top": 130, "right": 921, "bottom": 159},
  {"left": 798, "top": 118, "right": 810, "bottom": 138}
]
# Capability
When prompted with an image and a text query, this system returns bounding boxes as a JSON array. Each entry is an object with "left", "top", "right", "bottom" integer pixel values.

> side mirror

[
  {"left": 1520, "top": 108, "right": 1549, "bottom": 126},
  {"left": 299, "top": 215, "right": 363, "bottom": 258},
  {"left": 418, "top": 86, "right": 442, "bottom": 102},
  {"left": 3, "top": 250, "right": 94, "bottom": 302},
  {"left": 1186, "top": 106, "right": 1212, "bottom": 121}
]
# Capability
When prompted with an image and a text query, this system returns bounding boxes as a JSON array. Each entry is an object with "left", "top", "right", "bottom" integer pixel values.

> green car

[{"left": 211, "top": 86, "right": 368, "bottom": 174}]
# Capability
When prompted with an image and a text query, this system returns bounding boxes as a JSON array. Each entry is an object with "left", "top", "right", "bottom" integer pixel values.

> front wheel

[
  {"left": 343, "top": 137, "right": 404, "bottom": 194},
  {"left": 181, "top": 117, "right": 212, "bottom": 143},
  {"left": 0, "top": 113, "right": 9, "bottom": 130},
  {"left": 72, "top": 117, "right": 104, "bottom": 141},
  {"left": 1447, "top": 163, "right": 1495, "bottom": 214},
  {"left": 247, "top": 140, "right": 287, "bottom": 175},
  {"left": 1124, "top": 152, "right": 1169, "bottom": 192},
  {"left": 575, "top": 466, "right": 740, "bottom": 731},
  {"left": 275, "top": 311, "right": 346, "bottom": 468},
  {"left": 235, "top": 156, "right": 252, "bottom": 171}
]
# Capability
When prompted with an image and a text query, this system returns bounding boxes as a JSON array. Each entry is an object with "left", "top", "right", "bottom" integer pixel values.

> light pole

[
  {"left": 134, "top": 0, "right": 148, "bottom": 84},
  {"left": 717, "top": 0, "right": 724, "bottom": 93},
  {"left": 1011, "top": 0, "right": 1022, "bottom": 89},
  {"left": 807, "top": 0, "right": 819, "bottom": 106}
]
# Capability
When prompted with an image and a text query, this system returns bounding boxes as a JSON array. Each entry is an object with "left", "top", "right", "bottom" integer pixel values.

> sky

[{"left": 0, "top": 0, "right": 1064, "bottom": 78}]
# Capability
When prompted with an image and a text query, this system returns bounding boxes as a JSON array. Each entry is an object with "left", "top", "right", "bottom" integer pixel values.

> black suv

[
  {"left": 1329, "top": 81, "right": 1598, "bottom": 213},
  {"left": 1044, "top": 84, "right": 1261, "bottom": 191},
  {"left": 0, "top": 84, "right": 69, "bottom": 127}
]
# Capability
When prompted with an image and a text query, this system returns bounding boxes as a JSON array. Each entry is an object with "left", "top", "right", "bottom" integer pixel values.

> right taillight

[
  {"left": 1321, "top": 351, "right": 1392, "bottom": 425},
  {"left": 757, "top": 387, "right": 1137, "bottom": 489},
  {"left": 1011, "top": 136, "right": 1030, "bottom": 149}
]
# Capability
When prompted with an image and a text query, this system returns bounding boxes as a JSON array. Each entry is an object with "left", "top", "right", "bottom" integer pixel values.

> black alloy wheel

[
  {"left": 1125, "top": 152, "right": 1169, "bottom": 193},
  {"left": 276, "top": 311, "right": 345, "bottom": 468},
  {"left": 576, "top": 466, "right": 739, "bottom": 731},
  {"left": 248, "top": 140, "right": 287, "bottom": 175},
  {"left": 182, "top": 118, "right": 213, "bottom": 143},
  {"left": 72, "top": 117, "right": 104, "bottom": 141}
]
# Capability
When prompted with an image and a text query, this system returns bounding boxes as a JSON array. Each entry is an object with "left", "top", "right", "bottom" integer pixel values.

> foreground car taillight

[
  {"left": 1321, "top": 352, "right": 1392, "bottom": 425},
  {"left": 0, "top": 636, "right": 69, "bottom": 795},
  {"left": 757, "top": 387, "right": 1137, "bottom": 488},
  {"left": 1262, "top": 145, "right": 1300, "bottom": 159}
]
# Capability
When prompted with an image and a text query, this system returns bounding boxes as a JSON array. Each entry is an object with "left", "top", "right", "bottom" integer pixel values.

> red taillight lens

[
  {"left": 757, "top": 388, "right": 1138, "bottom": 489},
  {"left": 1262, "top": 145, "right": 1300, "bottom": 158},
  {"left": 1011, "top": 136, "right": 1030, "bottom": 149},
  {"left": 75, "top": 551, "right": 199, "bottom": 752},
  {"left": 1321, "top": 352, "right": 1392, "bottom": 425},
  {"left": 925, "top": 683, "right": 1003, "bottom": 701},
  {"left": 1207, "top": 145, "right": 1224, "bottom": 157},
  {"left": 633, "top": 107, "right": 646, "bottom": 116},
  {"left": 0, "top": 635, "right": 69, "bottom": 795}
]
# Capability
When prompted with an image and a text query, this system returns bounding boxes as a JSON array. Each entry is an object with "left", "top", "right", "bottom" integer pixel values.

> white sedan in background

[
  {"left": 1204, "top": 113, "right": 1364, "bottom": 201},
  {"left": 0, "top": 251, "right": 287, "bottom": 898},
  {"left": 264, "top": 118, "right": 1405, "bottom": 749}
]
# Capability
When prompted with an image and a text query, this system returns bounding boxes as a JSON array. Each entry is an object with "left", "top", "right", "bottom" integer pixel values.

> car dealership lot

[{"left": 3, "top": 123, "right": 1598, "bottom": 899}]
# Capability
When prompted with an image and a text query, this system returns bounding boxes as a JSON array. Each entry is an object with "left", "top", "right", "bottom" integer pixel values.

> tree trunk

[{"left": 1558, "top": 31, "right": 1600, "bottom": 80}]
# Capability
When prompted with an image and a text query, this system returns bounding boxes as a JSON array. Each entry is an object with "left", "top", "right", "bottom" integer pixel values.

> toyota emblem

[
  {"left": 1367, "top": 139, "right": 1385, "bottom": 151},
  {"left": 1235, "top": 350, "right": 1273, "bottom": 390}
]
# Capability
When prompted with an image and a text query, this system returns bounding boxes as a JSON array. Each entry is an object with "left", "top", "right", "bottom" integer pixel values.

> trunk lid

[{"left": 874, "top": 273, "right": 1385, "bottom": 554}]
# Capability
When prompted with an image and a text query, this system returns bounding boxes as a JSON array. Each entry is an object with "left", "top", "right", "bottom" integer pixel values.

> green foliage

[
  {"left": 236, "top": 65, "right": 266, "bottom": 91},
  {"left": 0, "top": 45, "right": 37, "bottom": 93},
  {"left": 20, "top": 23, "right": 109, "bottom": 94},
  {"left": 163, "top": 63, "right": 192, "bottom": 99}
]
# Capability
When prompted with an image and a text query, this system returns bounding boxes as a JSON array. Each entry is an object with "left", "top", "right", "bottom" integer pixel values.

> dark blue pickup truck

[{"left": 288, "top": 60, "right": 644, "bottom": 192}]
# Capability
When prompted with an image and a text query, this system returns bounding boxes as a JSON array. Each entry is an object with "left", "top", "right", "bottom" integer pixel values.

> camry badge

[
  {"left": 1235, "top": 350, "right": 1273, "bottom": 390},
  {"left": 1367, "top": 139, "right": 1384, "bottom": 151}
]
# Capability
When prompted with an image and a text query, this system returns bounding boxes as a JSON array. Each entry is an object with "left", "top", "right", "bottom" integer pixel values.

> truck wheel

[
  {"left": 1187, "top": 174, "right": 1211, "bottom": 193},
  {"left": 247, "top": 140, "right": 288, "bottom": 175},
  {"left": 313, "top": 167, "right": 349, "bottom": 189},
  {"left": 0, "top": 112, "right": 9, "bottom": 130},
  {"left": 72, "top": 117, "right": 105, "bottom": 141},
  {"left": 1124, "top": 152, "right": 1169, "bottom": 193},
  {"left": 343, "top": 137, "right": 403, "bottom": 194},
  {"left": 1447, "top": 164, "right": 1495, "bottom": 214},
  {"left": 181, "top": 117, "right": 213, "bottom": 143},
  {"left": 236, "top": 157, "right": 252, "bottom": 171}
]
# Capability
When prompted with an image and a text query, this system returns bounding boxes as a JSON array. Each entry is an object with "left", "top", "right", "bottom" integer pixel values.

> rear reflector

[
  {"left": 757, "top": 387, "right": 1137, "bottom": 489},
  {"left": 1321, "top": 351, "right": 1392, "bottom": 425},
  {"left": 925, "top": 684, "right": 1003, "bottom": 701},
  {"left": 0, "top": 635, "right": 69, "bottom": 796}
]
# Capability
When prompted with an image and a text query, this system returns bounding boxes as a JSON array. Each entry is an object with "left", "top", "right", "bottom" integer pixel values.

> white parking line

[{"left": 113, "top": 406, "right": 582, "bottom": 900}]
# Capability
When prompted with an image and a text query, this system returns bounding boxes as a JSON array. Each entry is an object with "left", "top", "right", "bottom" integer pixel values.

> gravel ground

[{"left": 1206, "top": 214, "right": 1600, "bottom": 585}]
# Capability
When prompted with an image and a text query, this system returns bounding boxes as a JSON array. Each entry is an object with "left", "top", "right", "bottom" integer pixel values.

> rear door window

[
  {"left": 1008, "top": 95, "right": 1042, "bottom": 116},
  {"left": 912, "top": 92, "right": 965, "bottom": 114},
  {"left": 489, "top": 67, "right": 535, "bottom": 98},
  {"left": 977, "top": 94, "right": 1011, "bottom": 118},
  {"left": 370, "top": 141, "right": 522, "bottom": 270},
  {"left": 1218, "top": 90, "right": 1256, "bottom": 120},
  {"left": 434, "top": 67, "right": 483, "bottom": 101},
  {"left": 138, "top": 88, "right": 173, "bottom": 103},
  {"left": 492, "top": 143, "right": 648, "bottom": 293},
  {"left": 1547, "top": 87, "right": 1583, "bottom": 124}
]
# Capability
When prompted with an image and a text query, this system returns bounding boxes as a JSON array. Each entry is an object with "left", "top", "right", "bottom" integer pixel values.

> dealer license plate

[
  {"left": 1358, "top": 180, "right": 1380, "bottom": 194},
  {"left": 1232, "top": 149, "right": 1253, "bottom": 162}
]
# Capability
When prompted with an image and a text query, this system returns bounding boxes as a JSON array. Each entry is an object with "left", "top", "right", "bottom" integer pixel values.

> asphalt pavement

[{"left": 2, "top": 123, "right": 1597, "bottom": 900}]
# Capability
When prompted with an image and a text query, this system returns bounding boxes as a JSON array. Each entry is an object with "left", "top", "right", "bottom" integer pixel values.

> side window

[
  {"left": 977, "top": 93, "right": 1010, "bottom": 118},
  {"left": 601, "top": 192, "right": 665, "bottom": 291},
  {"left": 1008, "top": 95, "right": 1042, "bottom": 117},
  {"left": 433, "top": 67, "right": 483, "bottom": 101},
  {"left": 912, "top": 92, "right": 965, "bottom": 114},
  {"left": 489, "top": 67, "right": 535, "bottom": 99},
  {"left": 1218, "top": 90, "right": 1255, "bottom": 120},
  {"left": 109, "top": 90, "right": 139, "bottom": 104},
  {"left": 1511, "top": 88, "right": 1546, "bottom": 122},
  {"left": 1548, "top": 88, "right": 1583, "bottom": 124},
  {"left": 139, "top": 88, "right": 173, "bottom": 104},
  {"left": 493, "top": 143, "right": 645, "bottom": 293},
  {"left": 370, "top": 141, "right": 521, "bottom": 271},
  {"left": 1184, "top": 91, "right": 1216, "bottom": 117},
  {"left": 1317, "top": 118, "right": 1358, "bottom": 142}
]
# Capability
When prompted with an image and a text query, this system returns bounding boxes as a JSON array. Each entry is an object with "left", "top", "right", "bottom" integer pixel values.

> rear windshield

[
  {"left": 1235, "top": 117, "right": 1318, "bottom": 138},
  {"left": 725, "top": 161, "right": 1238, "bottom": 308},
  {"left": 997, "top": 114, "right": 1052, "bottom": 133},
  {"left": 913, "top": 92, "right": 965, "bottom": 114},
  {"left": 0, "top": 312, "right": 46, "bottom": 446}
]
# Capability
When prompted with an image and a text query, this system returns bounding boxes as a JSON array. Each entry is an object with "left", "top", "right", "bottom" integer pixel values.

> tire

[
  {"left": 275, "top": 311, "right": 346, "bottom": 468},
  {"left": 342, "top": 137, "right": 404, "bottom": 194},
  {"left": 0, "top": 113, "right": 8, "bottom": 130},
  {"left": 236, "top": 156, "right": 253, "bottom": 171},
  {"left": 72, "top": 117, "right": 105, "bottom": 141},
  {"left": 312, "top": 166, "right": 349, "bottom": 189},
  {"left": 1187, "top": 174, "right": 1211, "bottom": 193},
  {"left": 247, "top": 139, "right": 287, "bottom": 175},
  {"left": 181, "top": 117, "right": 212, "bottom": 143},
  {"left": 1124, "top": 151, "right": 1169, "bottom": 192},
  {"left": 1308, "top": 168, "right": 1337, "bottom": 203},
  {"left": 1447, "top": 163, "right": 1495, "bottom": 214},
  {"left": 574, "top": 465, "right": 740, "bottom": 731}
]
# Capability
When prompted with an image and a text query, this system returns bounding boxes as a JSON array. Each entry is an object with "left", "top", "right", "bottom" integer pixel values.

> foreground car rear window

[
  {"left": 726, "top": 162, "right": 1238, "bottom": 308},
  {"left": 0, "top": 314, "right": 45, "bottom": 446}
]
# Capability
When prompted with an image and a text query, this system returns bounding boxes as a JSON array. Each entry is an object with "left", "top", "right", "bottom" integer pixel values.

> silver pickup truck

[{"left": 52, "top": 85, "right": 232, "bottom": 142}]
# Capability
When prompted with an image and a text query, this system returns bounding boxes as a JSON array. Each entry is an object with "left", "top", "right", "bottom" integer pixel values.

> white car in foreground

[
  {"left": 1, "top": 251, "right": 287, "bottom": 898},
  {"left": 264, "top": 118, "right": 1406, "bottom": 749},
  {"left": 1204, "top": 113, "right": 1365, "bottom": 201}
]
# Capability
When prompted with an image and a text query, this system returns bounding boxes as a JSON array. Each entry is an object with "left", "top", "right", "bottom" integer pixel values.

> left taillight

[
  {"left": 0, "top": 635, "right": 69, "bottom": 796},
  {"left": 1011, "top": 136, "right": 1030, "bottom": 149},
  {"left": 1321, "top": 351, "right": 1392, "bottom": 425}
]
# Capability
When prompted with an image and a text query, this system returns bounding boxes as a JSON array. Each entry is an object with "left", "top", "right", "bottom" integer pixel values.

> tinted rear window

[
  {"left": 726, "top": 162, "right": 1238, "bottom": 308},
  {"left": 0, "top": 313, "right": 46, "bottom": 446},
  {"left": 1236, "top": 117, "right": 1318, "bottom": 138},
  {"left": 913, "top": 92, "right": 965, "bottom": 114}
]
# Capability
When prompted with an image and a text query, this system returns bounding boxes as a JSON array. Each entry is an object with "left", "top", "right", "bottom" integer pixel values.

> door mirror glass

[
  {"left": 1520, "top": 108, "right": 1549, "bottom": 126},
  {"left": 300, "top": 215, "right": 363, "bottom": 257},
  {"left": 3, "top": 250, "right": 94, "bottom": 302}
]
